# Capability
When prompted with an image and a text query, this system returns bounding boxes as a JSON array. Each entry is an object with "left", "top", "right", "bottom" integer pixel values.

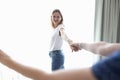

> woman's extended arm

[{"left": 59, "top": 28, "right": 73, "bottom": 45}]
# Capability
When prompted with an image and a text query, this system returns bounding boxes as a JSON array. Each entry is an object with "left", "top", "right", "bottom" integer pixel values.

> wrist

[{"left": 67, "top": 39, "right": 73, "bottom": 45}]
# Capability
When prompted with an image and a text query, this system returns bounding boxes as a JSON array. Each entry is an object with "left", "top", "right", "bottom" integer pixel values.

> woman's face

[{"left": 52, "top": 12, "right": 62, "bottom": 26}]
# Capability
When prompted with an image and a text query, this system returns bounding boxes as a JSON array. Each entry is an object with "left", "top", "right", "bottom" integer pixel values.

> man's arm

[
  {"left": 0, "top": 50, "right": 49, "bottom": 80},
  {"left": 0, "top": 50, "right": 97, "bottom": 80},
  {"left": 71, "top": 42, "right": 120, "bottom": 56},
  {"left": 50, "top": 67, "right": 96, "bottom": 80}
]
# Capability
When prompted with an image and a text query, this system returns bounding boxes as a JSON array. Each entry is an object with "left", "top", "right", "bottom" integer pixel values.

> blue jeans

[{"left": 49, "top": 50, "right": 64, "bottom": 71}]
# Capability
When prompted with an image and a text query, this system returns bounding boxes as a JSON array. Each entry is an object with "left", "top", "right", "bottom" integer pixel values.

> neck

[{"left": 54, "top": 24, "right": 58, "bottom": 28}]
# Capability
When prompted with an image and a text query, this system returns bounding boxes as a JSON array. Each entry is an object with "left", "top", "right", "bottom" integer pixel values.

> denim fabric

[
  {"left": 49, "top": 50, "right": 64, "bottom": 71},
  {"left": 92, "top": 50, "right": 120, "bottom": 80}
]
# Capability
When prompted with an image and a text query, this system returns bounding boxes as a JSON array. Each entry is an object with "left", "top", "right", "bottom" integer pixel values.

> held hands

[
  {"left": 67, "top": 39, "right": 81, "bottom": 52},
  {"left": 70, "top": 43, "right": 82, "bottom": 52}
]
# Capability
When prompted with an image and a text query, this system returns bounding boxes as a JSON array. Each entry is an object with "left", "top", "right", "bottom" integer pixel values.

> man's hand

[{"left": 70, "top": 43, "right": 81, "bottom": 52}]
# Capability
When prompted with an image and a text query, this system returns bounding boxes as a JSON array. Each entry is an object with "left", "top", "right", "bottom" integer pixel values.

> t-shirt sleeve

[
  {"left": 59, "top": 24, "right": 65, "bottom": 30},
  {"left": 91, "top": 50, "right": 120, "bottom": 80}
]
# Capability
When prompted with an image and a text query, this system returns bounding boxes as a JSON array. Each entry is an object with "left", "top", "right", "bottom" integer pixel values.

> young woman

[{"left": 49, "top": 9, "right": 73, "bottom": 71}]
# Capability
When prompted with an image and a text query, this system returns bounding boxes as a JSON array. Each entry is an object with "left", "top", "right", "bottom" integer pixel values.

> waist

[{"left": 49, "top": 50, "right": 62, "bottom": 53}]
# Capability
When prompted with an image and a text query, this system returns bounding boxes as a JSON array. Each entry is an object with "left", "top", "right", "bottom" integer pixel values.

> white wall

[{"left": 0, "top": 0, "right": 98, "bottom": 80}]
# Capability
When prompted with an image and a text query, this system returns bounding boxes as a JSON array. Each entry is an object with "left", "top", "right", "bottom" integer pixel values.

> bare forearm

[
  {"left": 80, "top": 42, "right": 102, "bottom": 54},
  {"left": 50, "top": 68, "right": 96, "bottom": 80},
  {"left": 60, "top": 32, "right": 73, "bottom": 45},
  {"left": 1, "top": 57, "right": 96, "bottom": 80},
  {"left": 62, "top": 34, "right": 73, "bottom": 44},
  {"left": 1, "top": 57, "right": 49, "bottom": 80},
  {"left": 80, "top": 42, "right": 120, "bottom": 56}
]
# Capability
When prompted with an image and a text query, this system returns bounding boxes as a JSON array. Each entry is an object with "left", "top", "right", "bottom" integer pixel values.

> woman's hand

[{"left": 70, "top": 43, "right": 81, "bottom": 52}]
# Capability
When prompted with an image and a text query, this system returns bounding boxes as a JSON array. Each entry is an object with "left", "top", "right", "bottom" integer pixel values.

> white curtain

[{"left": 94, "top": 0, "right": 120, "bottom": 43}]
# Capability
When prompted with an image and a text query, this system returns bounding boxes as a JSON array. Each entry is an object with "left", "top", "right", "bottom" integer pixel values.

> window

[{"left": 0, "top": 0, "right": 98, "bottom": 79}]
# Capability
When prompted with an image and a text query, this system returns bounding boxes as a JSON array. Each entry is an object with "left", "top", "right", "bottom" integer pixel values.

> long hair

[{"left": 51, "top": 9, "right": 63, "bottom": 28}]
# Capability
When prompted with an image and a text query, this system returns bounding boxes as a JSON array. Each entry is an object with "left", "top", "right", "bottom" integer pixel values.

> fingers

[
  {"left": 72, "top": 49, "right": 73, "bottom": 52},
  {"left": 70, "top": 43, "right": 80, "bottom": 52}
]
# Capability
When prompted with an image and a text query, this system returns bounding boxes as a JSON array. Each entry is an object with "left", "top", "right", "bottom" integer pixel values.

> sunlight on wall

[{"left": 0, "top": 0, "right": 98, "bottom": 79}]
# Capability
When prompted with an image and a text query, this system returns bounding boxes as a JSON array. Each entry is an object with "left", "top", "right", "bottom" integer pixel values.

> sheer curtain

[
  {"left": 0, "top": 0, "right": 97, "bottom": 80},
  {"left": 94, "top": 0, "right": 120, "bottom": 42},
  {"left": 94, "top": 0, "right": 120, "bottom": 60}
]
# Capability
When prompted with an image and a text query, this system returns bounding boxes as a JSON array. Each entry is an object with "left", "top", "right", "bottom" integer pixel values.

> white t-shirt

[{"left": 49, "top": 24, "right": 64, "bottom": 51}]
